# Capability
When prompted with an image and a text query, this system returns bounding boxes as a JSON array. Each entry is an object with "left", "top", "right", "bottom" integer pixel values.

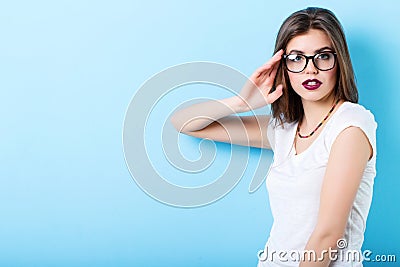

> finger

[
  {"left": 256, "top": 61, "right": 279, "bottom": 80},
  {"left": 255, "top": 64, "right": 271, "bottom": 78},
  {"left": 268, "top": 61, "right": 280, "bottom": 78},
  {"left": 256, "top": 50, "right": 283, "bottom": 78},
  {"left": 257, "top": 61, "right": 280, "bottom": 83},
  {"left": 264, "top": 49, "right": 284, "bottom": 67},
  {"left": 267, "top": 84, "right": 283, "bottom": 103}
]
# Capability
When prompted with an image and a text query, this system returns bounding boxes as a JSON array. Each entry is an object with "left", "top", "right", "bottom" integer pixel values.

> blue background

[{"left": 1, "top": 0, "right": 399, "bottom": 266}]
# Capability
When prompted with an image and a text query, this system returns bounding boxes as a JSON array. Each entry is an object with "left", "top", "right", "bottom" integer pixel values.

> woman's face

[{"left": 285, "top": 29, "right": 337, "bottom": 103}]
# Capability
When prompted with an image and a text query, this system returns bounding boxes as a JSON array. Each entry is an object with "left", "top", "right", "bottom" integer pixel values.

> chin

[{"left": 294, "top": 88, "right": 334, "bottom": 102}]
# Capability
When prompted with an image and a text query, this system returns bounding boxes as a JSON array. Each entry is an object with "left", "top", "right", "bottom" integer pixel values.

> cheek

[
  {"left": 287, "top": 73, "right": 302, "bottom": 89},
  {"left": 325, "top": 68, "right": 338, "bottom": 85}
]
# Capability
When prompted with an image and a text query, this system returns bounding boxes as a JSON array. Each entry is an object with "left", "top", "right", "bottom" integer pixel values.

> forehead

[{"left": 286, "top": 29, "right": 333, "bottom": 53}]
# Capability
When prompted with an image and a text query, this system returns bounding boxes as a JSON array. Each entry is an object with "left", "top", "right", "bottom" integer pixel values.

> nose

[{"left": 305, "top": 58, "right": 318, "bottom": 74}]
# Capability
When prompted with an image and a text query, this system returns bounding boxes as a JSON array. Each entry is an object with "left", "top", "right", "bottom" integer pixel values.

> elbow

[
  {"left": 323, "top": 234, "right": 343, "bottom": 250},
  {"left": 169, "top": 111, "right": 203, "bottom": 134},
  {"left": 312, "top": 227, "right": 344, "bottom": 249},
  {"left": 169, "top": 115, "right": 190, "bottom": 134},
  {"left": 169, "top": 115, "right": 182, "bottom": 132}
]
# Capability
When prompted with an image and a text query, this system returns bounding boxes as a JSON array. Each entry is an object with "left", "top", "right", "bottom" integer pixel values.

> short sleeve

[
  {"left": 267, "top": 116, "right": 276, "bottom": 151},
  {"left": 325, "top": 104, "right": 378, "bottom": 159}
]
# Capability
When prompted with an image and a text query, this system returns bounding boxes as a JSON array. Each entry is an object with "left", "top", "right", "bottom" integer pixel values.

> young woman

[{"left": 170, "top": 7, "right": 377, "bottom": 267}]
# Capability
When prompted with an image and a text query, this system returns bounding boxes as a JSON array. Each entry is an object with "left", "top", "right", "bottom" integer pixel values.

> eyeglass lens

[{"left": 285, "top": 52, "right": 336, "bottom": 72}]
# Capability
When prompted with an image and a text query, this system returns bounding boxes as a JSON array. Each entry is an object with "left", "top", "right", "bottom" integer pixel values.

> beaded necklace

[{"left": 297, "top": 98, "right": 340, "bottom": 139}]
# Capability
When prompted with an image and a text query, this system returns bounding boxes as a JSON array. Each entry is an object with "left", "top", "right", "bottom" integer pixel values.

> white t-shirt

[{"left": 257, "top": 101, "right": 377, "bottom": 267}]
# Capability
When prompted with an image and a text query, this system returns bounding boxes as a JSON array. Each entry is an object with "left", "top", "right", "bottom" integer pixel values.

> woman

[{"left": 170, "top": 7, "right": 377, "bottom": 267}]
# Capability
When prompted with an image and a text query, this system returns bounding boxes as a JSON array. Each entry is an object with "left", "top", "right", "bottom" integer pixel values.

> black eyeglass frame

[{"left": 283, "top": 52, "right": 337, "bottom": 73}]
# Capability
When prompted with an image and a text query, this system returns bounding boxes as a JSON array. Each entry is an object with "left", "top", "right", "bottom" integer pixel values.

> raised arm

[{"left": 169, "top": 50, "right": 284, "bottom": 149}]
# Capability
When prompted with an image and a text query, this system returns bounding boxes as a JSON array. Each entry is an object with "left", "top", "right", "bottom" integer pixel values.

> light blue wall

[{"left": 0, "top": 1, "right": 398, "bottom": 266}]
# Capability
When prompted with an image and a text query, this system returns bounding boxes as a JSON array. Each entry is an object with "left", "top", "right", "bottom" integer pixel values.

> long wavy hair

[{"left": 271, "top": 7, "right": 358, "bottom": 126}]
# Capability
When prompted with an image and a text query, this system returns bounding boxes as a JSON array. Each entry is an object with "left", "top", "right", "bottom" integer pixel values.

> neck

[{"left": 300, "top": 95, "right": 338, "bottom": 131}]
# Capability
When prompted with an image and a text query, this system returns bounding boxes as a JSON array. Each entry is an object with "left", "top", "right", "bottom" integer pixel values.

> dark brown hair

[{"left": 271, "top": 7, "right": 358, "bottom": 125}]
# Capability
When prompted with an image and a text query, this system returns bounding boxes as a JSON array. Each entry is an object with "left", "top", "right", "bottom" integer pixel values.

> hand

[{"left": 237, "top": 49, "right": 284, "bottom": 112}]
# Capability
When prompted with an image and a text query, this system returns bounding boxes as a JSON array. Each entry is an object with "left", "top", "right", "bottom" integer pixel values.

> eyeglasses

[{"left": 283, "top": 51, "right": 337, "bottom": 73}]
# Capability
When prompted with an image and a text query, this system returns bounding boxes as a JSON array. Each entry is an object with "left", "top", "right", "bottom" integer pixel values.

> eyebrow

[{"left": 288, "top": 46, "right": 334, "bottom": 54}]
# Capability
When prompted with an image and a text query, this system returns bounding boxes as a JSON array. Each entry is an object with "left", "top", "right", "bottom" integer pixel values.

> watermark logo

[
  {"left": 336, "top": 238, "right": 347, "bottom": 249},
  {"left": 257, "top": 238, "right": 397, "bottom": 263},
  {"left": 123, "top": 62, "right": 270, "bottom": 207}
]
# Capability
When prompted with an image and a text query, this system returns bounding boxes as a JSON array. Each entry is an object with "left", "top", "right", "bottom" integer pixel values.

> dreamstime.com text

[{"left": 257, "top": 239, "right": 396, "bottom": 263}]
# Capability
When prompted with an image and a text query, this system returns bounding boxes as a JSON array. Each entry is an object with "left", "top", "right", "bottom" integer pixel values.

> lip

[{"left": 302, "top": 79, "right": 322, "bottom": 90}]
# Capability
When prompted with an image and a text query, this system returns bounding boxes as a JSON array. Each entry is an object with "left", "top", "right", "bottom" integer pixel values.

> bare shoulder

[
  {"left": 327, "top": 101, "right": 377, "bottom": 159},
  {"left": 332, "top": 126, "right": 373, "bottom": 161}
]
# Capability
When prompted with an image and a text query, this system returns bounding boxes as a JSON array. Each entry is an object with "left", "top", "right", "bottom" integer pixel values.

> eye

[
  {"left": 317, "top": 52, "right": 332, "bottom": 60},
  {"left": 286, "top": 54, "right": 304, "bottom": 62}
]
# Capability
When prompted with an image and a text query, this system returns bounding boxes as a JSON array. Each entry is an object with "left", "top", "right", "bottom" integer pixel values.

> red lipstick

[{"left": 302, "top": 79, "right": 322, "bottom": 90}]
